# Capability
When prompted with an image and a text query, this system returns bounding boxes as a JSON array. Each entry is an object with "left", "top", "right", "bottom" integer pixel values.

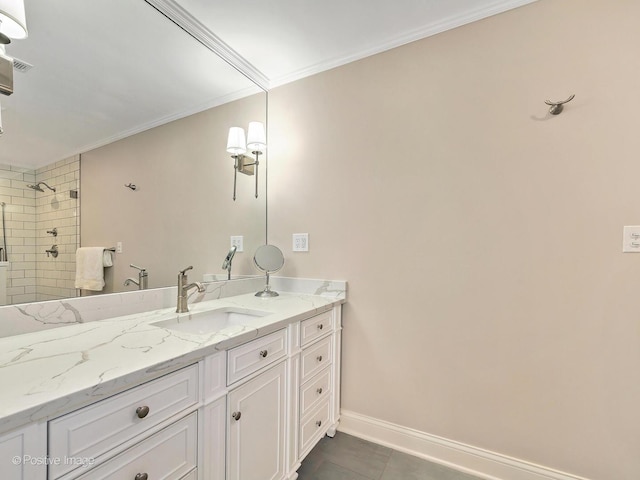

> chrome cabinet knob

[
  {"left": 232, "top": 411, "right": 242, "bottom": 421},
  {"left": 316, "top": 420, "right": 322, "bottom": 427},
  {"left": 135, "top": 474, "right": 148, "bottom": 480},
  {"left": 136, "top": 406, "right": 150, "bottom": 419},
  {"left": 259, "top": 350, "right": 268, "bottom": 358},
  {"left": 316, "top": 355, "right": 323, "bottom": 362},
  {"left": 316, "top": 387, "right": 323, "bottom": 395}
]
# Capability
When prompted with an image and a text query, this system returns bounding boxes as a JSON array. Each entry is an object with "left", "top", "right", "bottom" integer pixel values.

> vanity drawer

[
  {"left": 76, "top": 412, "right": 197, "bottom": 480},
  {"left": 300, "top": 311, "right": 333, "bottom": 347},
  {"left": 299, "top": 399, "right": 331, "bottom": 455},
  {"left": 181, "top": 469, "right": 198, "bottom": 480},
  {"left": 300, "top": 367, "right": 332, "bottom": 418},
  {"left": 49, "top": 364, "right": 198, "bottom": 479},
  {"left": 227, "top": 328, "right": 287, "bottom": 385},
  {"left": 300, "top": 336, "right": 332, "bottom": 383}
]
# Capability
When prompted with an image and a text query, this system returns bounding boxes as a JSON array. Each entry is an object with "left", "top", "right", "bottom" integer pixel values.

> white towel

[{"left": 75, "top": 247, "right": 113, "bottom": 291}]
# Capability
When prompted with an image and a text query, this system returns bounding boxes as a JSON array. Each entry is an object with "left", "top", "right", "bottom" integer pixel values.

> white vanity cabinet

[
  {"left": 49, "top": 364, "right": 199, "bottom": 480},
  {"left": 73, "top": 413, "right": 198, "bottom": 480},
  {"left": 1, "top": 302, "right": 342, "bottom": 480},
  {"left": 225, "top": 328, "right": 288, "bottom": 480},
  {"left": 0, "top": 422, "right": 47, "bottom": 480},
  {"left": 297, "top": 310, "right": 339, "bottom": 458},
  {"left": 227, "top": 361, "right": 287, "bottom": 479}
]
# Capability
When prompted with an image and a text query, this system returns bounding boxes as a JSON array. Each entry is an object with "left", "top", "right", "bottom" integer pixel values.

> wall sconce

[
  {"left": 227, "top": 121, "right": 266, "bottom": 201},
  {"left": 0, "top": 0, "right": 28, "bottom": 44}
]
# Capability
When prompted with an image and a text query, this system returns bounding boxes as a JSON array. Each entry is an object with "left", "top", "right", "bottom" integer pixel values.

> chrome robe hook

[{"left": 545, "top": 94, "right": 575, "bottom": 115}]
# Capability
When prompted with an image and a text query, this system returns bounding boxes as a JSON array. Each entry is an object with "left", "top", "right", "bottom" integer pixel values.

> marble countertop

[{"left": 0, "top": 291, "right": 343, "bottom": 435}]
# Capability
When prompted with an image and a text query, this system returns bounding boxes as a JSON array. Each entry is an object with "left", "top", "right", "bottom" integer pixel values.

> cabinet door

[
  {"left": 0, "top": 423, "right": 46, "bottom": 480},
  {"left": 227, "top": 361, "right": 286, "bottom": 480}
]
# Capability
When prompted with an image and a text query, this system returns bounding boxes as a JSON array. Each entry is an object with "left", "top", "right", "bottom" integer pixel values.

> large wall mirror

[{"left": 0, "top": 0, "right": 267, "bottom": 305}]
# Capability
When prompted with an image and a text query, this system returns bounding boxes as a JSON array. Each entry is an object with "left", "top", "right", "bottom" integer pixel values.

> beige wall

[
  {"left": 81, "top": 94, "right": 266, "bottom": 292},
  {"left": 267, "top": 1, "right": 640, "bottom": 478}
]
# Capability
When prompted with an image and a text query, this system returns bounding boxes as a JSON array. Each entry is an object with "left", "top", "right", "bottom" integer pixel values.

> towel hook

[
  {"left": 544, "top": 94, "right": 575, "bottom": 115},
  {"left": 124, "top": 183, "right": 137, "bottom": 191}
]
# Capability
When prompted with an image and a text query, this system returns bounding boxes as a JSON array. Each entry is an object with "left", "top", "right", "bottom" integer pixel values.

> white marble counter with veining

[{"left": 0, "top": 288, "right": 345, "bottom": 436}]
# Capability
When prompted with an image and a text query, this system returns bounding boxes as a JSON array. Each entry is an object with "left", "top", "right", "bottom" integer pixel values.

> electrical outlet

[
  {"left": 116, "top": 241, "right": 123, "bottom": 254},
  {"left": 293, "top": 233, "right": 309, "bottom": 252},
  {"left": 231, "top": 235, "right": 244, "bottom": 252}
]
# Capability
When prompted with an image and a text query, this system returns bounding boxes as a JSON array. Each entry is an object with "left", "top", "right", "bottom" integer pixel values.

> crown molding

[
  {"left": 270, "top": 0, "right": 539, "bottom": 88},
  {"left": 144, "top": 0, "right": 270, "bottom": 91}
]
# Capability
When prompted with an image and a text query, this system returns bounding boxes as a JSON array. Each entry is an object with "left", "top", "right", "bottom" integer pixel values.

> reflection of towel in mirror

[{"left": 75, "top": 247, "right": 113, "bottom": 291}]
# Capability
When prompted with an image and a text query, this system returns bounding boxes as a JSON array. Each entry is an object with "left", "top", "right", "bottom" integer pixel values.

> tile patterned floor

[{"left": 297, "top": 432, "right": 484, "bottom": 480}]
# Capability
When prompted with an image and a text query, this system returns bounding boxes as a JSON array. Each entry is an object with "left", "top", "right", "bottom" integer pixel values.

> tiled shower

[{"left": 0, "top": 156, "right": 79, "bottom": 305}]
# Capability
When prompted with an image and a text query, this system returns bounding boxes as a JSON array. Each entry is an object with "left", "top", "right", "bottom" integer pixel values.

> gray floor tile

[
  {"left": 298, "top": 432, "right": 484, "bottom": 480},
  {"left": 297, "top": 460, "right": 373, "bottom": 480},
  {"left": 381, "top": 451, "right": 476, "bottom": 480},
  {"left": 313, "top": 432, "right": 391, "bottom": 479}
]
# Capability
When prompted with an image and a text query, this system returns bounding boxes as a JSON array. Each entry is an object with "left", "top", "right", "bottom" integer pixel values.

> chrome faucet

[
  {"left": 222, "top": 245, "right": 237, "bottom": 280},
  {"left": 124, "top": 264, "right": 148, "bottom": 290},
  {"left": 176, "top": 266, "right": 205, "bottom": 313}
]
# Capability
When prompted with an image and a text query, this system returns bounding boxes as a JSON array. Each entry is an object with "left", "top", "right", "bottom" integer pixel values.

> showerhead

[{"left": 26, "top": 182, "right": 56, "bottom": 193}]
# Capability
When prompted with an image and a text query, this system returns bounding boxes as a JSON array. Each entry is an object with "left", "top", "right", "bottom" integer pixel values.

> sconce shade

[
  {"left": 0, "top": 0, "right": 28, "bottom": 39},
  {"left": 247, "top": 121, "right": 266, "bottom": 152},
  {"left": 226, "top": 127, "right": 246, "bottom": 155}
]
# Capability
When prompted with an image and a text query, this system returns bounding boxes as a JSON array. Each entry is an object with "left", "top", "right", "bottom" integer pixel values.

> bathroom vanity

[{"left": 0, "top": 278, "right": 345, "bottom": 480}]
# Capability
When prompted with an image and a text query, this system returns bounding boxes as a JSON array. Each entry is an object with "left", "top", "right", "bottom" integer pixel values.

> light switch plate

[
  {"left": 293, "top": 233, "right": 309, "bottom": 252},
  {"left": 622, "top": 226, "right": 640, "bottom": 252}
]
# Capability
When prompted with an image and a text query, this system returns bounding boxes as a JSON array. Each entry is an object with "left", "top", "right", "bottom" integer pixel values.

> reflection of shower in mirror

[{"left": 26, "top": 181, "right": 56, "bottom": 192}]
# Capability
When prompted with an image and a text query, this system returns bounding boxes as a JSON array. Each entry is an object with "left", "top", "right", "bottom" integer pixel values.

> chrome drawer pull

[
  {"left": 317, "top": 324, "right": 324, "bottom": 330},
  {"left": 135, "top": 473, "right": 148, "bottom": 480},
  {"left": 316, "top": 420, "right": 322, "bottom": 427},
  {"left": 232, "top": 411, "right": 242, "bottom": 421},
  {"left": 317, "top": 387, "right": 323, "bottom": 395},
  {"left": 259, "top": 350, "right": 268, "bottom": 358},
  {"left": 136, "top": 406, "right": 150, "bottom": 419},
  {"left": 316, "top": 355, "right": 323, "bottom": 362}
]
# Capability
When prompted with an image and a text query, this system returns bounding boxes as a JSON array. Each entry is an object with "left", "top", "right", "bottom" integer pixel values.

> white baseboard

[{"left": 338, "top": 410, "right": 590, "bottom": 480}]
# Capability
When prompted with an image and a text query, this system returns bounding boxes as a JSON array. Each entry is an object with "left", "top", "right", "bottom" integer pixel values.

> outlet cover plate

[
  {"left": 231, "top": 236, "right": 244, "bottom": 252},
  {"left": 293, "top": 233, "right": 309, "bottom": 252}
]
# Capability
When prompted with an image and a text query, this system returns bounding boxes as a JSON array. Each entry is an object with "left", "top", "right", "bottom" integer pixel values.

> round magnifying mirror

[{"left": 253, "top": 245, "right": 284, "bottom": 297}]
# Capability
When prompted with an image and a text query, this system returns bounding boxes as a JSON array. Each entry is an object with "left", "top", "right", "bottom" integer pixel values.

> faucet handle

[
  {"left": 179, "top": 265, "right": 193, "bottom": 275},
  {"left": 130, "top": 264, "right": 146, "bottom": 272}
]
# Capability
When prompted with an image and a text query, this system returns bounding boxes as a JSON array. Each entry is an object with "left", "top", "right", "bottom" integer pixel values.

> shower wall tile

[
  {"left": 35, "top": 155, "right": 80, "bottom": 302},
  {"left": 0, "top": 158, "right": 80, "bottom": 305},
  {"left": 0, "top": 165, "right": 37, "bottom": 304}
]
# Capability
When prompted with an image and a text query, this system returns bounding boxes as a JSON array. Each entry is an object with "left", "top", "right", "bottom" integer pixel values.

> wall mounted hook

[
  {"left": 124, "top": 183, "right": 137, "bottom": 191},
  {"left": 544, "top": 94, "right": 575, "bottom": 115}
]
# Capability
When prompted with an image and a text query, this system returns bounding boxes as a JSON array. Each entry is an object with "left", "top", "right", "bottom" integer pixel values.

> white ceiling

[
  {"left": 175, "top": 0, "right": 538, "bottom": 88},
  {"left": 1, "top": 0, "right": 537, "bottom": 168}
]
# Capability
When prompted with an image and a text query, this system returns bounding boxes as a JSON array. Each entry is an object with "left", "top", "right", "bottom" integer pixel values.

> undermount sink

[{"left": 152, "top": 308, "right": 272, "bottom": 335}]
